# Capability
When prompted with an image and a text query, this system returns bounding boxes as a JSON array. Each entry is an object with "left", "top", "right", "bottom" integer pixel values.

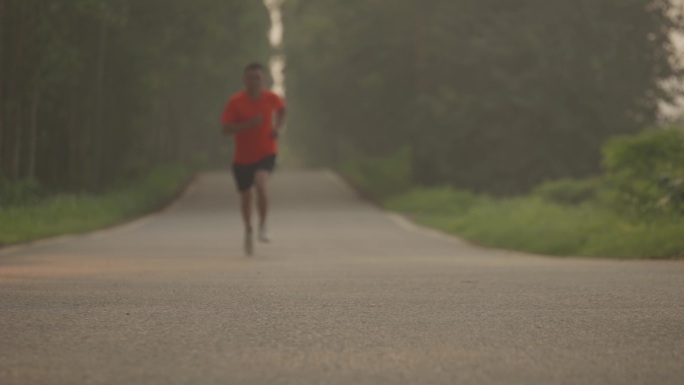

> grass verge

[
  {"left": 386, "top": 189, "right": 684, "bottom": 259},
  {"left": 338, "top": 149, "right": 684, "bottom": 259},
  {"left": 0, "top": 166, "right": 193, "bottom": 246}
]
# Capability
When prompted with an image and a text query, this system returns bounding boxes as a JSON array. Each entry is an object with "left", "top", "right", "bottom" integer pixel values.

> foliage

[
  {"left": 0, "top": 0, "right": 269, "bottom": 191},
  {"left": 532, "top": 177, "right": 601, "bottom": 205},
  {"left": 0, "top": 165, "right": 190, "bottom": 245},
  {"left": 338, "top": 148, "right": 411, "bottom": 200},
  {"left": 387, "top": 187, "right": 485, "bottom": 216},
  {"left": 0, "top": 176, "right": 44, "bottom": 206},
  {"left": 341, "top": 128, "right": 684, "bottom": 259},
  {"left": 284, "top": 0, "right": 683, "bottom": 194},
  {"left": 603, "top": 128, "right": 684, "bottom": 215},
  {"left": 389, "top": 192, "right": 684, "bottom": 259}
]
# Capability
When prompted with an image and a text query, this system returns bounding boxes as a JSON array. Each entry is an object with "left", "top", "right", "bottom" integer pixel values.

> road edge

[{"left": 327, "top": 170, "right": 471, "bottom": 247}]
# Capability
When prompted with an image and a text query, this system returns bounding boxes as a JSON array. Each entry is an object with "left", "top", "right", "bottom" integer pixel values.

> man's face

[{"left": 244, "top": 69, "right": 265, "bottom": 92}]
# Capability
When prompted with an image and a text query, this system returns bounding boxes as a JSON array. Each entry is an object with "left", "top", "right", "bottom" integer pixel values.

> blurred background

[
  {"left": 283, "top": 0, "right": 684, "bottom": 194},
  {"left": 0, "top": 0, "right": 270, "bottom": 192},
  {"left": 1, "top": 0, "right": 684, "bottom": 258}
]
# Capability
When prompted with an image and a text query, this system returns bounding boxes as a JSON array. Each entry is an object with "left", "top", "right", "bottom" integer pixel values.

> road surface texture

[{"left": 1, "top": 171, "right": 683, "bottom": 385}]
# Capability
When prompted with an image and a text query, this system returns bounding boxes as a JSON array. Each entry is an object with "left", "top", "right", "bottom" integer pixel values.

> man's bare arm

[{"left": 272, "top": 107, "right": 287, "bottom": 138}]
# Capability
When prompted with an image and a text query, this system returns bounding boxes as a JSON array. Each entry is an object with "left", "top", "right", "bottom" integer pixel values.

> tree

[
  {"left": 0, "top": 0, "right": 269, "bottom": 192},
  {"left": 284, "top": 0, "right": 683, "bottom": 194}
]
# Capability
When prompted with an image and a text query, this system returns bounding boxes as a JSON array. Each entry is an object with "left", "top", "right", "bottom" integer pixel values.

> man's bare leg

[
  {"left": 255, "top": 170, "right": 271, "bottom": 242},
  {"left": 240, "top": 189, "right": 254, "bottom": 254},
  {"left": 240, "top": 189, "right": 254, "bottom": 231}
]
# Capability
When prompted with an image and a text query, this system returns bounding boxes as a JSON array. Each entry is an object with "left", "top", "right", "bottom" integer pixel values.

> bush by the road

[
  {"left": 0, "top": 177, "right": 44, "bottom": 207},
  {"left": 340, "top": 129, "right": 684, "bottom": 259},
  {"left": 532, "top": 178, "right": 602, "bottom": 205},
  {"left": 339, "top": 148, "right": 411, "bottom": 200},
  {"left": 603, "top": 129, "right": 684, "bottom": 215},
  {"left": 0, "top": 166, "right": 191, "bottom": 246},
  {"left": 387, "top": 192, "right": 684, "bottom": 259}
]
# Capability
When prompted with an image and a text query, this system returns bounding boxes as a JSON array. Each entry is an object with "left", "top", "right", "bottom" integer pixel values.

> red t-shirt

[{"left": 221, "top": 90, "right": 285, "bottom": 164}]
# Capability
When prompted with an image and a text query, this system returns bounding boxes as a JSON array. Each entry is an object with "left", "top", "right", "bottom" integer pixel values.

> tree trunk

[
  {"left": 8, "top": 0, "right": 28, "bottom": 180},
  {"left": 11, "top": 101, "right": 21, "bottom": 180},
  {"left": 410, "top": 0, "right": 443, "bottom": 186},
  {"left": 93, "top": 18, "right": 107, "bottom": 188},
  {"left": 0, "top": 0, "right": 5, "bottom": 166},
  {"left": 411, "top": 0, "right": 431, "bottom": 185},
  {"left": 27, "top": 82, "right": 40, "bottom": 179},
  {"left": 68, "top": 90, "right": 78, "bottom": 184}
]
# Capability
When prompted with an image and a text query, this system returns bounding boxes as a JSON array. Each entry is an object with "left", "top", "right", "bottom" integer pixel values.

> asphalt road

[{"left": 1, "top": 170, "right": 683, "bottom": 385}]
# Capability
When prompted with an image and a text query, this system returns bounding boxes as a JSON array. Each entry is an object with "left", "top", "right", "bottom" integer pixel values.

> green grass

[
  {"left": 339, "top": 151, "right": 684, "bottom": 259},
  {"left": 386, "top": 188, "right": 684, "bottom": 259},
  {"left": 0, "top": 166, "right": 192, "bottom": 245}
]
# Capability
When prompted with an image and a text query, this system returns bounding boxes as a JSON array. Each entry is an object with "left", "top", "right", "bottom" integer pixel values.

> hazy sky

[{"left": 264, "top": 0, "right": 285, "bottom": 96}]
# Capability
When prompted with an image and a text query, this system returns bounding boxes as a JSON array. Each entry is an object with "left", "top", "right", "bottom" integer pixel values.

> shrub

[
  {"left": 386, "top": 187, "right": 484, "bottom": 215},
  {"left": 602, "top": 128, "right": 684, "bottom": 215},
  {"left": 0, "top": 165, "right": 190, "bottom": 245},
  {"left": 533, "top": 177, "right": 601, "bottom": 205},
  {"left": 0, "top": 176, "right": 44, "bottom": 206},
  {"left": 339, "top": 147, "right": 411, "bottom": 199}
]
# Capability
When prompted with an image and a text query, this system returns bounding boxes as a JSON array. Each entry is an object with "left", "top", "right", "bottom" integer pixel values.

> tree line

[
  {"left": 283, "top": 0, "right": 683, "bottom": 194},
  {"left": 0, "top": 0, "right": 269, "bottom": 191}
]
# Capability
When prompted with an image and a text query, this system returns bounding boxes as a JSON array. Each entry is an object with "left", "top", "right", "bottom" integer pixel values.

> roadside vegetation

[
  {"left": 286, "top": 0, "right": 684, "bottom": 259},
  {"left": 340, "top": 129, "right": 684, "bottom": 259},
  {"left": 0, "top": 166, "right": 191, "bottom": 245}
]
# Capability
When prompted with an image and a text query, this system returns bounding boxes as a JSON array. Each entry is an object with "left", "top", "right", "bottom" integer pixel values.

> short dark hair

[{"left": 244, "top": 62, "right": 265, "bottom": 72}]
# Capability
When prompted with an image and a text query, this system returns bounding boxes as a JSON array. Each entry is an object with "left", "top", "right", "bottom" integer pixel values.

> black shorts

[{"left": 232, "top": 155, "right": 277, "bottom": 192}]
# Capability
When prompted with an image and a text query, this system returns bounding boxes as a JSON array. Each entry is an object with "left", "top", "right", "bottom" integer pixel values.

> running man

[{"left": 221, "top": 62, "right": 286, "bottom": 255}]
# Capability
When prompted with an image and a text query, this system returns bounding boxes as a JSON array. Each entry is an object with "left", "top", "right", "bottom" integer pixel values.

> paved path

[{"left": 1, "top": 171, "right": 683, "bottom": 385}]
